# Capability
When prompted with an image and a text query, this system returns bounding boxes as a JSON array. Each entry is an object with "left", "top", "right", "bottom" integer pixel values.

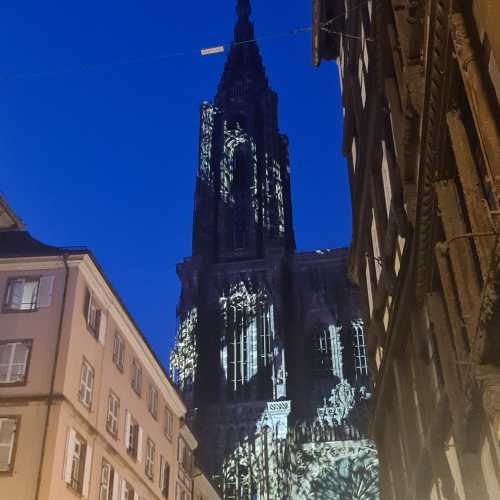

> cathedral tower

[{"left": 170, "top": 2, "right": 379, "bottom": 498}]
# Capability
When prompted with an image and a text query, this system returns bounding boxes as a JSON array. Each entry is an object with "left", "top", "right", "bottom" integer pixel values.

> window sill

[
  {"left": 78, "top": 398, "right": 92, "bottom": 412},
  {"left": 113, "top": 363, "right": 124, "bottom": 374},
  {"left": 0, "top": 380, "right": 27, "bottom": 388},
  {"left": 86, "top": 326, "right": 99, "bottom": 341},
  {"left": 106, "top": 428, "right": 118, "bottom": 441},
  {"left": 66, "top": 483, "right": 83, "bottom": 498},
  {"left": 2, "top": 307, "right": 38, "bottom": 314}
]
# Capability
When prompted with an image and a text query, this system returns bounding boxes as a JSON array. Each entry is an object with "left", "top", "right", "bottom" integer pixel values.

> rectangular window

[
  {"left": 371, "top": 210, "right": 382, "bottom": 281},
  {"left": 176, "top": 483, "right": 191, "bottom": 500},
  {"left": 352, "top": 320, "right": 369, "bottom": 377},
  {"left": 83, "top": 287, "right": 107, "bottom": 342},
  {"left": 112, "top": 334, "right": 124, "bottom": 371},
  {"left": 79, "top": 360, "right": 94, "bottom": 408},
  {"left": 145, "top": 438, "right": 155, "bottom": 480},
  {"left": 64, "top": 430, "right": 92, "bottom": 496},
  {"left": 125, "top": 411, "right": 142, "bottom": 461},
  {"left": 0, "top": 417, "right": 19, "bottom": 473},
  {"left": 381, "top": 140, "right": 392, "bottom": 217},
  {"left": 106, "top": 391, "right": 120, "bottom": 437},
  {"left": 121, "top": 480, "right": 134, "bottom": 500},
  {"left": 159, "top": 455, "right": 170, "bottom": 498},
  {"left": 0, "top": 341, "right": 31, "bottom": 385},
  {"left": 178, "top": 437, "right": 193, "bottom": 476},
  {"left": 148, "top": 384, "right": 158, "bottom": 419},
  {"left": 131, "top": 359, "right": 142, "bottom": 396},
  {"left": 4, "top": 276, "right": 54, "bottom": 311},
  {"left": 351, "top": 137, "right": 357, "bottom": 173},
  {"left": 99, "top": 459, "right": 114, "bottom": 500},
  {"left": 164, "top": 407, "right": 173, "bottom": 441}
]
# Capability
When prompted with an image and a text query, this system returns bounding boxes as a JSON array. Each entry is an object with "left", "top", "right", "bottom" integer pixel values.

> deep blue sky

[{"left": 0, "top": 1, "right": 350, "bottom": 369}]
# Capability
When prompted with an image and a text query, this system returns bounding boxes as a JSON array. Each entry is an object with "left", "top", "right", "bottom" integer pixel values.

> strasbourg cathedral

[{"left": 170, "top": 2, "right": 379, "bottom": 498}]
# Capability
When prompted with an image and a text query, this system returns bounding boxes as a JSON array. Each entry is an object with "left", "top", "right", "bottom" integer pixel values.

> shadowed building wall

[{"left": 312, "top": 0, "right": 500, "bottom": 498}]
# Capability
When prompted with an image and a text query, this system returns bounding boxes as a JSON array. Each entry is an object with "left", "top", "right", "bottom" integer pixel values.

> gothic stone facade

[
  {"left": 170, "top": 2, "right": 379, "bottom": 499},
  {"left": 313, "top": 0, "right": 500, "bottom": 498}
]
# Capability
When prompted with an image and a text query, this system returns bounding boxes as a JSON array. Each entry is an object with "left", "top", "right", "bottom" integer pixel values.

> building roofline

[{"left": 0, "top": 232, "right": 189, "bottom": 417}]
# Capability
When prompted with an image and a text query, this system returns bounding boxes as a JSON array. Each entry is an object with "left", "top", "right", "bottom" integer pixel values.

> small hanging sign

[{"left": 201, "top": 46, "right": 225, "bottom": 56}]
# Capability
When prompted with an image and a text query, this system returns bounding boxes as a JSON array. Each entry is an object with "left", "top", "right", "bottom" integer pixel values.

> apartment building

[
  {"left": 313, "top": 0, "right": 500, "bottom": 498},
  {"left": 0, "top": 196, "right": 220, "bottom": 500}
]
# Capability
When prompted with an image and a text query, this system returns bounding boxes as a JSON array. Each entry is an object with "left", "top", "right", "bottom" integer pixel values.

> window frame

[
  {"left": 3, "top": 276, "right": 40, "bottom": 313},
  {"left": 69, "top": 433, "right": 87, "bottom": 494},
  {"left": 121, "top": 479, "right": 135, "bottom": 500},
  {"left": 131, "top": 359, "right": 142, "bottom": 397},
  {"left": 164, "top": 407, "right": 173, "bottom": 441},
  {"left": 84, "top": 287, "right": 102, "bottom": 339},
  {"left": 0, "top": 339, "right": 33, "bottom": 387},
  {"left": 148, "top": 384, "right": 158, "bottom": 420},
  {"left": 79, "top": 359, "right": 94, "bottom": 409},
  {"left": 159, "top": 455, "right": 170, "bottom": 498},
  {"left": 112, "top": 333, "right": 125, "bottom": 372},
  {"left": 125, "top": 413, "right": 140, "bottom": 461},
  {"left": 0, "top": 415, "right": 20, "bottom": 475},
  {"left": 106, "top": 391, "right": 120, "bottom": 438},
  {"left": 145, "top": 437, "right": 156, "bottom": 480},
  {"left": 99, "top": 458, "right": 114, "bottom": 500}
]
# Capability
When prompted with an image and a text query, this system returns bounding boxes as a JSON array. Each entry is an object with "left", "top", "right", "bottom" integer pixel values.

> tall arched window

[
  {"left": 311, "top": 324, "right": 343, "bottom": 379},
  {"left": 232, "top": 151, "right": 250, "bottom": 250}
]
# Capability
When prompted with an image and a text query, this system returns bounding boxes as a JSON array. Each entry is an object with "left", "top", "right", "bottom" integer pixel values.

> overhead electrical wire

[{"left": 0, "top": 1, "right": 370, "bottom": 83}]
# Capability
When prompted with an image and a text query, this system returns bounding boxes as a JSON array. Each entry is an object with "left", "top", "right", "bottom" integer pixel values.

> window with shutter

[
  {"left": 131, "top": 360, "right": 142, "bottom": 396},
  {"left": 69, "top": 434, "right": 87, "bottom": 493},
  {"left": 84, "top": 287, "right": 102, "bottom": 339},
  {"left": 4, "top": 277, "right": 40, "bottom": 311},
  {"left": 0, "top": 341, "right": 31, "bottom": 385},
  {"left": 126, "top": 416, "right": 139, "bottom": 460},
  {"left": 145, "top": 438, "right": 155, "bottom": 479},
  {"left": 106, "top": 392, "right": 120, "bottom": 437},
  {"left": 148, "top": 385, "right": 158, "bottom": 419},
  {"left": 159, "top": 455, "right": 170, "bottom": 498},
  {"left": 99, "top": 459, "right": 114, "bottom": 500},
  {"left": 113, "top": 334, "right": 124, "bottom": 371},
  {"left": 122, "top": 480, "right": 134, "bottom": 500},
  {"left": 164, "top": 407, "right": 173, "bottom": 441},
  {"left": 79, "top": 360, "right": 94, "bottom": 408},
  {"left": 0, "top": 417, "right": 18, "bottom": 473}
]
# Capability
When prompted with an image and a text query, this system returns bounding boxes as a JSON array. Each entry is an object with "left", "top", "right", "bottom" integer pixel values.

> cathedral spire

[{"left": 234, "top": 0, "right": 254, "bottom": 42}]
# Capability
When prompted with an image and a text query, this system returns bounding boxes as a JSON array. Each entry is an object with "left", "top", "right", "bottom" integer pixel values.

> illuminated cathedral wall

[{"left": 170, "top": 2, "right": 379, "bottom": 498}]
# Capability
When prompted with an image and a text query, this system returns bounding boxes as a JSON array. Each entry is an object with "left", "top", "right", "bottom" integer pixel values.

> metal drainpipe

[{"left": 35, "top": 253, "right": 70, "bottom": 500}]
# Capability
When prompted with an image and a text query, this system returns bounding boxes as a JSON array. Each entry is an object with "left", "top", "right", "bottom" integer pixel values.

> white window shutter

[
  {"left": 82, "top": 443, "right": 92, "bottom": 497},
  {"left": 64, "top": 429, "right": 76, "bottom": 483},
  {"left": 137, "top": 427, "right": 143, "bottom": 464},
  {"left": 112, "top": 472, "right": 120, "bottom": 500},
  {"left": 99, "top": 311, "right": 108, "bottom": 344},
  {"left": 37, "top": 276, "right": 55, "bottom": 308},
  {"left": 124, "top": 411, "right": 131, "bottom": 449},
  {"left": 120, "top": 479, "right": 127, "bottom": 500}
]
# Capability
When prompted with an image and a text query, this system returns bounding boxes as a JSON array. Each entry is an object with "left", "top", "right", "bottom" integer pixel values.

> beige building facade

[
  {"left": 313, "top": 0, "right": 500, "bottom": 498},
  {"left": 0, "top": 197, "right": 220, "bottom": 500}
]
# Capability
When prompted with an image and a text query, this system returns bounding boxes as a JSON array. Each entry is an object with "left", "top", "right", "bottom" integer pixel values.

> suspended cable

[{"left": 0, "top": 2, "right": 370, "bottom": 82}]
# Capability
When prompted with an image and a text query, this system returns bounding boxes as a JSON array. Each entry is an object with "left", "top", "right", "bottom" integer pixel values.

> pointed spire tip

[{"left": 237, "top": 0, "right": 251, "bottom": 19}]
